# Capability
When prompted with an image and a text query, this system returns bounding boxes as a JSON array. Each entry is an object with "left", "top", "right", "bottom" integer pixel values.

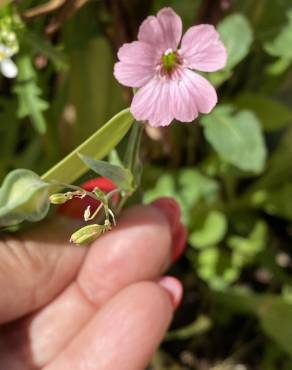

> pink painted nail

[
  {"left": 172, "top": 223, "right": 188, "bottom": 263},
  {"left": 151, "top": 197, "right": 187, "bottom": 262},
  {"left": 158, "top": 276, "right": 183, "bottom": 310},
  {"left": 151, "top": 197, "right": 181, "bottom": 231}
]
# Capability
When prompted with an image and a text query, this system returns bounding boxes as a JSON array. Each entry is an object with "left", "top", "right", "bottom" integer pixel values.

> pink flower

[{"left": 114, "top": 7, "right": 227, "bottom": 127}]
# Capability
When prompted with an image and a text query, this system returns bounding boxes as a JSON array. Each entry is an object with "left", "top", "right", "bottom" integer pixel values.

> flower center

[{"left": 161, "top": 49, "right": 180, "bottom": 73}]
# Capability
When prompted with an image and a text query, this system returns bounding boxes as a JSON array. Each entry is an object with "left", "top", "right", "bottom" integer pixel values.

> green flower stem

[
  {"left": 49, "top": 181, "right": 121, "bottom": 202},
  {"left": 123, "top": 120, "right": 144, "bottom": 175},
  {"left": 47, "top": 181, "right": 98, "bottom": 201},
  {"left": 116, "top": 121, "right": 144, "bottom": 214},
  {"left": 106, "top": 188, "right": 121, "bottom": 200}
]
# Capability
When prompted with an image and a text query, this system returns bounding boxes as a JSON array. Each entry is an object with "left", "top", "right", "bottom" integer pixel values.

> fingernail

[
  {"left": 158, "top": 276, "right": 183, "bottom": 310},
  {"left": 151, "top": 197, "right": 187, "bottom": 262},
  {"left": 81, "top": 177, "right": 117, "bottom": 192},
  {"left": 172, "top": 223, "right": 188, "bottom": 263},
  {"left": 151, "top": 197, "right": 181, "bottom": 231}
]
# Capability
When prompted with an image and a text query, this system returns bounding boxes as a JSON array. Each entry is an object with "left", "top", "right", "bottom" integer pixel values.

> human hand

[{"left": 0, "top": 199, "right": 186, "bottom": 370}]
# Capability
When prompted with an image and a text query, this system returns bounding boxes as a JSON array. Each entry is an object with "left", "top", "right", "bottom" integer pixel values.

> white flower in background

[
  {"left": 0, "top": 43, "right": 18, "bottom": 78},
  {"left": 0, "top": 9, "right": 21, "bottom": 78}
]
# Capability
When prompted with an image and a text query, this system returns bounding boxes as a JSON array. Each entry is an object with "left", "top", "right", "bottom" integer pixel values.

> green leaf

[
  {"left": 189, "top": 211, "right": 227, "bottom": 249},
  {"left": 201, "top": 105, "right": 267, "bottom": 173},
  {"left": 144, "top": 169, "right": 219, "bottom": 224},
  {"left": 228, "top": 221, "right": 267, "bottom": 266},
  {"left": 196, "top": 247, "right": 239, "bottom": 289},
  {"left": 108, "top": 149, "right": 124, "bottom": 168},
  {"left": 259, "top": 298, "right": 292, "bottom": 358},
  {"left": 258, "top": 183, "right": 292, "bottom": 220},
  {"left": 145, "top": 170, "right": 218, "bottom": 207},
  {"left": 41, "top": 108, "right": 134, "bottom": 186},
  {"left": 78, "top": 154, "right": 134, "bottom": 192},
  {"left": 0, "top": 169, "right": 50, "bottom": 227},
  {"left": 253, "top": 126, "right": 292, "bottom": 189},
  {"left": 178, "top": 169, "right": 219, "bottom": 207},
  {"left": 144, "top": 173, "right": 177, "bottom": 203},
  {"left": 197, "top": 246, "right": 220, "bottom": 275},
  {"left": 264, "top": 10, "right": 292, "bottom": 72},
  {"left": 208, "top": 14, "right": 253, "bottom": 86},
  {"left": 234, "top": 93, "right": 292, "bottom": 132},
  {"left": 263, "top": 9, "right": 292, "bottom": 75},
  {"left": 218, "top": 13, "right": 253, "bottom": 70},
  {"left": 14, "top": 54, "right": 49, "bottom": 134}
]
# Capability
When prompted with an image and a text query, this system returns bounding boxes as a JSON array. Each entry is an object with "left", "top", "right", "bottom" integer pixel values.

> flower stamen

[{"left": 161, "top": 49, "right": 180, "bottom": 73}]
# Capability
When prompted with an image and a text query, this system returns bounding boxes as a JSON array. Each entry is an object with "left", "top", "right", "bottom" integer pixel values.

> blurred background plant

[{"left": 1, "top": 0, "right": 292, "bottom": 368}]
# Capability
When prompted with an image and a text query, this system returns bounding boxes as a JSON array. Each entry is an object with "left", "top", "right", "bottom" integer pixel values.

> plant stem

[
  {"left": 116, "top": 121, "right": 144, "bottom": 213},
  {"left": 123, "top": 120, "right": 144, "bottom": 176},
  {"left": 48, "top": 181, "right": 99, "bottom": 201}
]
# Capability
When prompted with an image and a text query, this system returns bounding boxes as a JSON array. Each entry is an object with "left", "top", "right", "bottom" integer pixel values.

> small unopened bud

[
  {"left": 70, "top": 224, "right": 105, "bottom": 245},
  {"left": 49, "top": 193, "right": 71, "bottom": 204}
]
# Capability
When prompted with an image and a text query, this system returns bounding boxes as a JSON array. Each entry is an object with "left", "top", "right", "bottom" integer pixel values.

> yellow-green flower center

[{"left": 161, "top": 50, "right": 179, "bottom": 72}]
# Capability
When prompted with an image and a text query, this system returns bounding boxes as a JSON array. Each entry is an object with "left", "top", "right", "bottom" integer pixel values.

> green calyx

[{"left": 161, "top": 51, "right": 179, "bottom": 72}]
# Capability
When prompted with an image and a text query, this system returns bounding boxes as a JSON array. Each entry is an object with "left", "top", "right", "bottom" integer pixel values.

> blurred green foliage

[{"left": 1, "top": 0, "right": 292, "bottom": 368}]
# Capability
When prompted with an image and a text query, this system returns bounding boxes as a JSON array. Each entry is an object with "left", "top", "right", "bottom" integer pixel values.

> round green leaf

[
  {"left": 201, "top": 105, "right": 267, "bottom": 173},
  {"left": 189, "top": 210, "right": 227, "bottom": 249}
]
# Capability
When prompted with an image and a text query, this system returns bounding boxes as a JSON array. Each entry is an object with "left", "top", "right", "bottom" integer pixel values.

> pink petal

[
  {"left": 145, "top": 68, "right": 217, "bottom": 124},
  {"left": 114, "top": 62, "right": 154, "bottom": 87},
  {"left": 130, "top": 67, "right": 218, "bottom": 126},
  {"left": 138, "top": 7, "right": 182, "bottom": 53},
  {"left": 168, "top": 68, "right": 217, "bottom": 122},
  {"left": 114, "top": 41, "right": 158, "bottom": 88},
  {"left": 117, "top": 41, "right": 159, "bottom": 66},
  {"left": 131, "top": 77, "right": 173, "bottom": 127},
  {"left": 157, "top": 8, "right": 182, "bottom": 50},
  {"left": 180, "top": 25, "right": 227, "bottom": 72},
  {"left": 181, "top": 68, "right": 218, "bottom": 114},
  {"left": 168, "top": 69, "right": 197, "bottom": 122}
]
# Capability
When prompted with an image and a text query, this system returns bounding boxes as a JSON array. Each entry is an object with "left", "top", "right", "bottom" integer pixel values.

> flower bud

[
  {"left": 70, "top": 224, "right": 105, "bottom": 245},
  {"left": 49, "top": 193, "right": 71, "bottom": 205}
]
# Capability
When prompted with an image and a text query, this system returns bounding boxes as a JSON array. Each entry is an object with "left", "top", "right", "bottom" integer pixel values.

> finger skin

[
  {"left": 0, "top": 218, "right": 86, "bottom": 323},
  {"left": 44, "top": 281, "right": 174, "bottom": 370},
  {"left": 0, "top": 205, "right": 172, "bottom": 368},
  {"left": 77, "top": 204, "right": 172, "bottom": 306}
]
